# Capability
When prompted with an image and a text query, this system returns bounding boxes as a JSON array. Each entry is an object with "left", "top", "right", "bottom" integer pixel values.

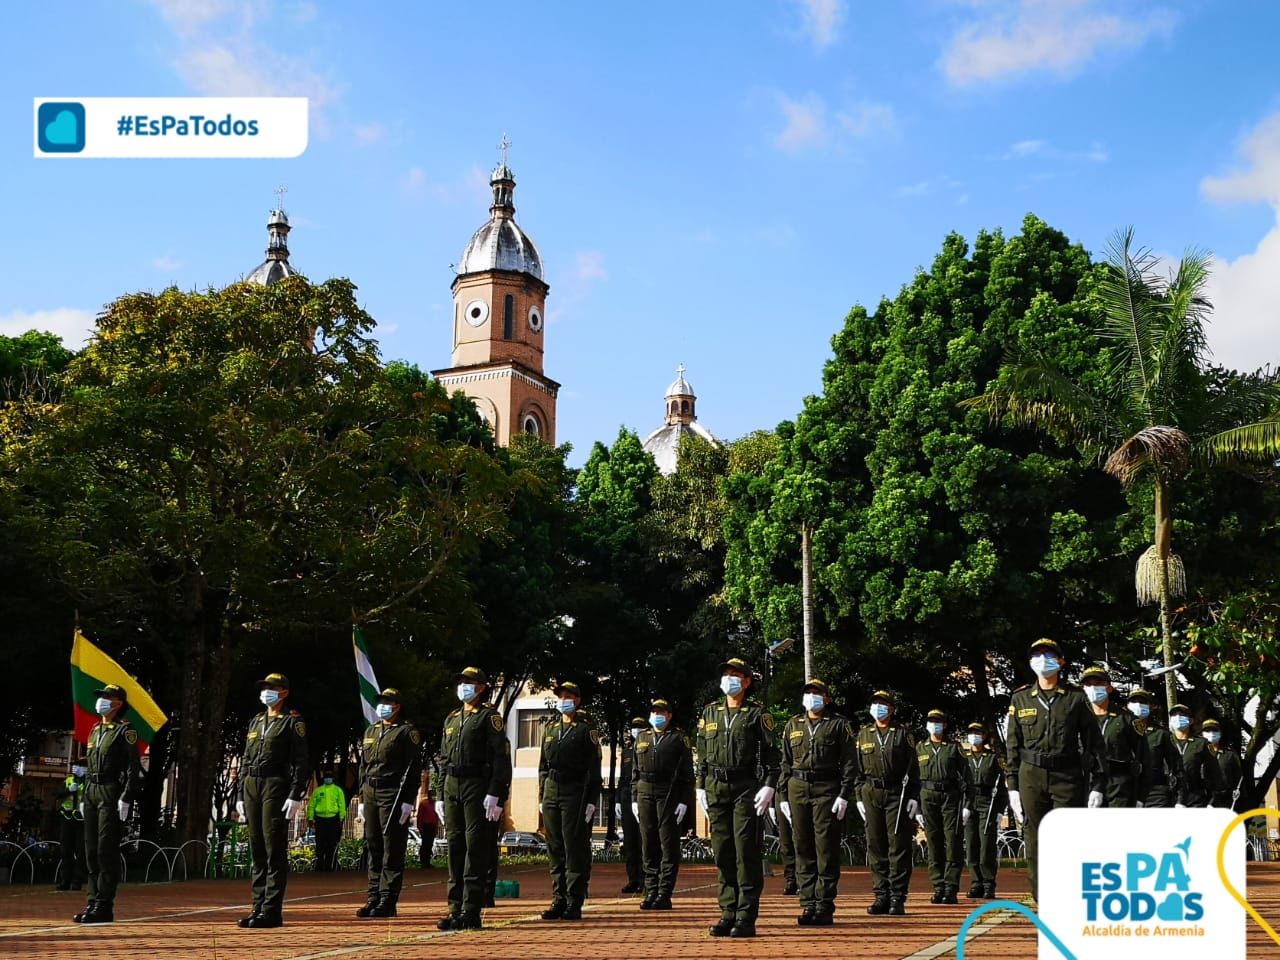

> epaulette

[
  {"left": 1013, "top": 683, "right": 1031, "bottom": 693},
  {"left": 790, "top": 713, "right": 805, "bottom": 722},
  {"left": 289, "top": 709, "right": 301, "bottom": 717},
  {"left": 704, "top": 700, "right": 719, "bottom": 709},
  {"left": 447, "top": 707, "right": 461, "bottom": 717}
]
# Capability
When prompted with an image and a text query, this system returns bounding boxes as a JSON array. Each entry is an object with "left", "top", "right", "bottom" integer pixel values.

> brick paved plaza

[{"left": 4, "top": 863, "right": 1280, "bottom": 958}]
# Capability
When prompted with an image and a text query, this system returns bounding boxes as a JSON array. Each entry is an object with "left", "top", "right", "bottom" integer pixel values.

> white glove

[
  {"left": 856, "top": 800, "right": 866, "bottom": 821},
  {"left": 399, "top": 802, "right": 413, "bottom": 824},
  {"left": 283, "top": 798, "right": 303, "bottom": 819},
  {"left": 1175, "top": 802, "right": 1187, "bottom": 809},
  {"left": 962, "top": 807, "right": 971, "bottom": 826},
  {"left": 483, "top": 794, "right": 502, "bottom": 822},
  {"left": 631, "top": 802, "right": 639, "bottom": 820},
  {"left": 357, "top": 802, "right": 366, "bottom": 821},
  {"left": 752, "top": 786, "right": 775, "bottom": 817},
  {"left": 675, "top": 802, "right": 687, "bottom": 822},
  {"left": 538, "top": 802, "right": 543, "bottom": 815},
  {"left": 615, "top": 803, "right": 622, "bottom": 821},
  {"left": 915, "top": 814, "right": 926, "bottom": 830},
  {"left": 584, "top": 803, "right": 596, "bottom": 824},
  {"left": 1087, "top": 791, "right": 1103, "bottom": 809},
  {"left": 236, "top": 800, "right": 246, "bottom": 819},
  {"left": 434, "top": 800, "right": 445, "bottom": 824},
  {"left": 696, "top": 788, "right": 708, "bottom": 815},
  {"left": 117, "top": 800, "right": 131, "bottom": 820},
  {"left": 780, "top": 800, "right": 792, "bottom": 822},
  {"left": 1007, "top": 790, "right": 1024, "bottom": 824},
  {"left": 1136, "top": 801, "right": 1144, "bottom": 808},
  {"left": 832, "top": 797, "right": 848, "bottom": 821},
  {"left": 80, "top": 802, "right": 86, "bottom": 817},
  {"left": 905, "top": 798, "right": 920, "bottom": 821}
]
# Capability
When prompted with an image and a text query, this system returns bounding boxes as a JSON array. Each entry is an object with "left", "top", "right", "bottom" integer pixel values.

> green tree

[{"left": 968, "top": 229, "right": 1280, "bottom": 708}]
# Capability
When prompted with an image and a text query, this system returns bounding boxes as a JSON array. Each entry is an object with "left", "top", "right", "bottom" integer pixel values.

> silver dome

[{"left": 457, "top": 218, "right": 544, "bottom": 280}]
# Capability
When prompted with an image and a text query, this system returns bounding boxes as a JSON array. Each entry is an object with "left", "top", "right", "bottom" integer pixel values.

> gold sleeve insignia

[
  {"left": 490, "top": 714, "right": 504, "bottom": 732},
  {"left": 761, "top": 712, "right": 775, "bottom": 731},
  {"left": 410, "top": 729, "right": 422, "bottom": 746},
  {"left": 590, "top": 729, "right": 601, "bottom": 745},
  {"left": 125, "top": 729, "right": 138, "bottom": 746},
  {"left": 295, "top": 721, "right": 307, "bottom": 738}
]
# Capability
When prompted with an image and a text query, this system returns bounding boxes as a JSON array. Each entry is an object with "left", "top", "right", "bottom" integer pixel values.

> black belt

[
  {"left": 447, "top": 764, "right": 489, "bottom": 779},
  {"left": 243, "top": 763, "right": 284, "bottom": 778},
  {"left": 1019, "top": 749, "right": 1081, "bottom": 772},
  {"left": 87, "top": 773, "right": 120, "bottom": 785},
  {"left": 1108, "top": 758, "right": 1134, "bottom": 769},
  {"left": 921, "top": 778, "right": 959, "bottom": 792},
  {"left": 791, "top": 769, "right": 839, "bottom": 783},
  {"left": 708, "top": 765, "right": 753, "bottom": 783},
  {"left": 635, "top": 771, "right": 674, "bottom": 785},
  {"left": 547, "top": 769, "right": 586, "bottom": 784},
  {"left": 861, "top": 777, "right": 895, "bottom": 789},
  {"left": 367, "top": 774, "right": 403, "bottom": 788}
]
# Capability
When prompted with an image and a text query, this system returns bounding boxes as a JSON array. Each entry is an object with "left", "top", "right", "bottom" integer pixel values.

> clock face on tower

[
  {"left": 528, "top": 304, "right": 543, "bottom": 334},
  {"left": 464, "top": 299, "right": 489, "bottom": 327}
]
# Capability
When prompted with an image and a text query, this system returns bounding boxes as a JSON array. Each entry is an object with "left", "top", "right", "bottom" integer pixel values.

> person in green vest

[
  {"left": 1168, "top": 704, "right": 1225, "bottom": 807},
  {"left": 962, "top": 722, "right": 1006, "bottom": 900},
  {"left": 74, "top": 683, "right": 143, "bottom": 925},
  {"left": 307, "top": 768, "right": 346, "bottom": 872},
  {"left": 1202, "top": 719, "right": 1245, "bottom": 811},
  {"left": 916, "top": 709, "right": 973, "bottom": 905},
  {"left": 55, "top": 763, "right": 87, "bottom": 891}
]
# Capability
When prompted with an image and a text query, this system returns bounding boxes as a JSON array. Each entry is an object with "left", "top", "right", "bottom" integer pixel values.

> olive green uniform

[
  {"left": 57, "top": 772, "right": 86, "bottom": 889},
  {"left": 963, "top": 748, "right": 1006, "bottom": 896},
  {"left": 1004, "top": 682, "right": 1106, "bottom": 899},
  {"left": 539, "top": 713, "right": 603, "bottom": 909},
  {"left": 855, "top": 723, "right": 920, "bottom": 905},
  {"left": 779, "top": 711, "right": 856, "bottom": 918},
  {"left": 238, "top": 709, "right": 309, "bottom": 918},
  {"left": 82, "top": 718, "right": 143, "bottom": 913},
  {"left": 696, "top": 699, "right": 780, "bottom": 925},
  {"left": 359, "top": 719, "right": 423, "bottom": 907},
  {"left": 633, "top": 726, "right": 693, "bottom": 901},
  {"left": 1209, "top": 745, "right": 1245, "bottom": 811},
  {"left": 918, "top": 738, "right": 973, "bottom": 899},
  {"left": 618, "top": 741, "right": 643, "bottom": 889},
  {"left": 441, "top": 703, "right": 512, "bottom": 920},
  {"left": 1093, "top": 709, "right": 1150, "bottom": 807},
  {"left": 773, "top": 789, "right": 796, "bottom": 891},
  {"left": 1173, "top": 735, "right": 1225, "bottom": 807},
  {"left": 1135, "top": 721, "right": 1185, "bottom": 806}
]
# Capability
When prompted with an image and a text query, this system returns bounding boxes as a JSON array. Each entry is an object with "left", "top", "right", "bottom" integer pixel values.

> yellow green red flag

[{"left": 70, "top": 629, "right": 168, "bottom": 754}]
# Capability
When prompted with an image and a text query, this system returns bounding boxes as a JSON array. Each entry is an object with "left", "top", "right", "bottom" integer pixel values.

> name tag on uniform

[
  {"left": 704, "top": 722, "right": 718, "bottom": 732},
  {"left": 544, "top": 734, "right": 555, "bottom": 743},
  {"left": 636, "top": 742, "right": 651, "bottom": 752},
  {"left": 363, "top": 738, "right": 374, "bottom": 745},
  {"left": 789, "top": 730, "right": 804, "bottom": 740},
  {"left": 1017, "top": 708, "right": 1038, "bottom": 719},
  {"left": 445, "top": 728, "right": 456, "bottom": 737},
  {"left": 861, "top": 743, "right": 875, "bottom": 753},
  {"left": 248, "top": 732, "right": 259, "bottom": 740},
  {"left": 918, "top": 753, "right": 929, "bottom": 762}
]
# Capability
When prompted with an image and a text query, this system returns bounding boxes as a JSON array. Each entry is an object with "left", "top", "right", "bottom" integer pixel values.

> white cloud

[
  {"left": 575, "top": 251, "right": 608, "bottom": 283},
  {"left": 773, "top": 91, "right": 894, "bottom": 154},
  {"left": 355, "top": 122, "right": 385, "bottom": 145},
  {"left": 152, "top": 255, "right": 183, "bottom": 271},
  {"left": 1007, "top": 139, "right": 1045, "bottom": 157},
  {"left": 942, "top": 0, "right": 1176, "bottom": 86},
  {"left": 793, "top": 0, "right": 845, "bottom": 50},
  {"left": 1199, "top": 111, "right": 1280, "bottom": 373},
  {"left": 898, "top": 181, "right": 932, "bottom": 197},
  {"left": 1002, "top": 137, "right": 1108, "bottom": 162},
  {"left": 0, "top": 309, "right": 96, "bottom": 349},
  {"left": 401, "top": 167, "right": 427, "bottom": 194}
]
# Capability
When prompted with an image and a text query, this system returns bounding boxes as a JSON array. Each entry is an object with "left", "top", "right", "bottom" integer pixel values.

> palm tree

[{"left": 967, "top": 228, "right": 1280, "bottom": 708}]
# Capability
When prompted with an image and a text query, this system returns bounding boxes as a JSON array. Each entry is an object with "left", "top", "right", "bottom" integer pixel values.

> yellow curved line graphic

[{"left": 1216, "top": 807, "right": 1280, "bottom": 949}]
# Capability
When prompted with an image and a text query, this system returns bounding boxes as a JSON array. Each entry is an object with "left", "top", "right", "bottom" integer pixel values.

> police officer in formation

[
  {"left": 697, "top": 657, "right": 780, "bottom": 939},
  {"left": 855, "top": 689, "right": 919, "bottom": 916},
  {"left": 55, "top": 761, "right": 86, "bottom": 891},
  {"left": 778, "top": 678, "right": 856, "bottom": 926},
  {"left": 616, "top": 715, "right": 647, "bottom": 895},
  {"left": 772, "top": 786, "right": 798, "bottom": 896},
  {"left": 1126, "top": 688, "right": 1185, "bottom": 805},
  {"left": 1005, "top": 639, "right": 1106, "bottom": 901},
  {"left": 962, "top": 722, "right": 1005, "bottom": 900},
  {"left": 1168, "top": 704, "right": 1226, "bottom": 807},
  {"left": 632, "top": 697, "right": 693, "bottom": 910},
  {"left": 357, "top": 687, "right": 423, "bottom": 918},
  {"left": 916, "top": 709, "right": 972, "bottom": 905},
  {"left": 1204, "top": 719, "right": 1244, "bottom": 810},
  {"left": 437, "top": 666, "right": 511, "bottom": 931},
  {"left": 1080, "top": 665, "right": 1150, "bottom": 806},
  {"left": 73, "top": 684, "right": 143, "bottom": 924},
  {"left": 235, "top": 672, "right": 309, "bottom": 929},
  {"left": 538, "top": 681, "right": 602, "bottom": 921},
  {"left": 306, "top": 767, "right": 346, "bottom": 872}
]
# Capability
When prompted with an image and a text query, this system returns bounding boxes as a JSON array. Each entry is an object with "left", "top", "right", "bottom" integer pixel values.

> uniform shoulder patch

[
  {"left": 410, "top": 728, "right": 422, "bottom": 746},
  {"left": 125, "top": 729, "right": 138, "bottom": 745},
  {"left": 790, "top": 713, "right": 804, "bottom": 722},
  {"left": 590, "top": 729, "right": 600, "bottom": 745},
  {"left": 761, "top": 712, "right": 775, "bottom": 731},
  {"left": 490, "top": 714, "right": 504, "bottom": 732},
  {"left": 295, "top": 721, "right": 307, "bottom": 737},
  {"left": 1013, "top": 683, "right": 1031, "bottom": 693},
  {"left": 683, "top": 735, "right": 692, "bottom": 749}
]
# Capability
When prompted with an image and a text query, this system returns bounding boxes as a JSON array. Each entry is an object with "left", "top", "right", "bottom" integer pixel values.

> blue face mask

[
  {"left": 1084, "top": 685, "right": 1109, "bottom": 704},
  {"left": 720, "top": 675, "right": 744, "bottom": 697},
  {"left": 630, "top": 727, "right": 645, "bottom": 741},
  {"left": 1030, "top": 654, "right": 1060, "bottom": 678},
  {"left": 1204, "top": 731, "right": 1221, "bottom": 744},
  {"left": 259, "top": 689, "right": 280, "bottom": 707},
  {"left": 650, "top": 713, "right": 668, "bottom": 729},
  {"left": 802, "top": 693, "right": 824, "bottom": 713},
  {"left": 376, "top": 702, "right": 395, "bottom": 720},
  {"left": 927, "top": 722, "right": 944, "bottom": 738},
  {"left": 1128, "top": 702, "right": 1150, "bottom": 720},
  {"left": 457, "top": 683, "right": 476, "bottom": 703},
  {"left": 323, "top": 777, "right": 334, "bottom": 785},
  {"left": 870, "top": 703, "right": 890, "bottom": 722},
  {"left": 94, "top": 698, "right": 114, "bottom": 716},
  {"left": 967, "top": 734, "right": 984, "bottom": 747},
  {"left": 1170, "top": 715, "right": 1191, "bottom": 732},
  {"left": 72, "top": 765, "right": 87, "bottom": 778},
  {"left": 557, "top": 699, "right": 577, "bottom": 715}
]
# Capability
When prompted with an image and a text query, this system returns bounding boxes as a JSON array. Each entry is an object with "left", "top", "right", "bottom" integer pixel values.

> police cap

[
  {"left": 93, "top": 683, "right": 127, "bottom": 701},
  {"left": 871, "top": 690, "right": 894, "bottom": 706},
  {"left": 1127, "top": 688, "right": 1154, "bottom": 703},
  {"left": 1201, "top": 718, "right": 1222, "bottom": 731},
  {"left": 376, "top": 687, "right": 401, "bottom": 703},
  {"left": 1080, "top": 665, "right": 1111, "bottom": 683},
  {"left": 554, "top": 681, "right": 582, "bottom": 698},
  {"left": 457, "top": 666, "right": 488, "bottom": 685},
  {"left": 926, "top": 709, "right": 947, "bottom": 722},
  {"left": 650, "top": 698, "right": 672, "bottom": 712},
  {"left": 258, "top": 672, "right": 290, "bottom": 689},
  {"left": 1169, "top": 703, "right": 1191, "bottom": 716},
  {"left": 719, "top": 657, "right": 754, "bottom": 676},
  {"left": 1029, "top": 638, "right": 1063, "bottom": 657}
]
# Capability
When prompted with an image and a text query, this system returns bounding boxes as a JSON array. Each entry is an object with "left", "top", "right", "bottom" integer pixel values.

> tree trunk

[
  {"left": 1154, "top": 477, "right": 1178, "bottom": 710},
  {"left": 801, "top": 521, "right": 814, "bottom": 680},
  {"left": 966, "top": 635, "right": 993, "bottom": 735}
]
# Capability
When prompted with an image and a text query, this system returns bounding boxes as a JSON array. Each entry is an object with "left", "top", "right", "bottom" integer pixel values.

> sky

[{"left": 5, "top": 0, "right": 1280, "bottom": 464}]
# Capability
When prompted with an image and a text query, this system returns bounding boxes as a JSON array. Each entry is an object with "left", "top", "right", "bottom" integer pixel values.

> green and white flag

[{"left": 353, "top": 624, "right": 381, "bottom": 725}]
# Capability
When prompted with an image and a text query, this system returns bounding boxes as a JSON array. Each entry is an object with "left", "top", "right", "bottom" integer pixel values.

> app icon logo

[{"left": 38, "top": 102, "right": 86, "bottom": 153}]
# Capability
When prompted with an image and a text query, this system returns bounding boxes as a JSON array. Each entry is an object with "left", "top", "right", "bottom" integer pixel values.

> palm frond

[
  {"left": 1197, "top": 366, "right": 1280, "bottom": 435},
  {"left": 1149, "top": 248, "right": 1213, "bottom": 420},
  {"left": 1103, "top": 424, "right": 1192, "bottom": 484},
  {"left": 1098, "top": 227, "right": 1164, "bottom": 415},
  {"left": 1195, "top": 415, "right": 1280, "bottom": 468}
]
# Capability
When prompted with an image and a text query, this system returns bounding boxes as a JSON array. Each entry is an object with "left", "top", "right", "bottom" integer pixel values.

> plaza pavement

[{"left": 4, "top": 863, "right": 1280, "bottom": 958}]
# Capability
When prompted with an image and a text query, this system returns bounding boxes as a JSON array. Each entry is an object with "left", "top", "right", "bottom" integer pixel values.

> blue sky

[{"left": 6, "top": 0, "right": 1280, "bottom": 464}]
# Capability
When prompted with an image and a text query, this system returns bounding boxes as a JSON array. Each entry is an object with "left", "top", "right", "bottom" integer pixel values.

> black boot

[
  {"left": 983, "top": 884, "right": 997, "bottom": 900},
  {"left": 436, "top": 914, "right": 460, "bottom": 930},
  {"left": 82, "top": 905, "right": 114, "bottom": 925},
  {"left": 562, "top": 902, "right": 583, "bottom": 921},
  {"left": 797, "top": 907, "right": 817, "bottom": 926},
  {"left": 783, "top": 879, "right": 798, "bottom": 896},
  {"left": 889, "top": 896, "right": 906, "bottom": 916},
  {"left": 930, "top": 889, "right": 945, "bottom": 904},
  {"left": 709, "top": 918, "right": 735, "bottom": 937},
  {"left": 73, "top": 902, "right": 97, "bottom": 923},
  {"left": 866, "top": 896, "right": 890, "bottom": 916},
  {"left": 355, "top": 898, "right": 379, "bottom": 919},
  {"left": 247, "top": 911, "right": 282, "bottom": 928},
  {"left": 650, "top": 895, "right": 672, "bottom": 910},
  {"left": 238, "top": 908, "right": 261, "bottom": 928},
  {"left": 810, "top": 912, "right": 834, "bottom": 926},
  {"left": 620, "top": 880, "right": 643, "bottom": 894},
  {"left": 966, "top": 884, "right": 983, "bottom": 899},
  {"left": 943, "top": 887, "right": 959, "bottom": 905},
  {"left": 639, "top": 894, "right": 656, "bottom": 910},
  {"left": 541, "top": 901, "right": 567, "bottom": 920},
  {"left": 729, "top": 920, "right": 756, "bottom": 938},
  {"left": 457, "top": 911, "right": 483, "bottom": 930},
  {"left": 370, "top": 901, "right": 397, "bottom": 918}
]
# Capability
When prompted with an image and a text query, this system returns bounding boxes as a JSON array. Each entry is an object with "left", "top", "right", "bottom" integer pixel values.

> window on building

[
  {"left": 503, "top": 294, "right": 514, "bottom": 340},
  {"left": 517, "top": 709, "right": 551, "bottom": 749},
  {"left": 681, "top": 400, "right": 689, "bottom": 415},
  {"left": 523, "top": 413, "right": 541, "bottom": 437}
]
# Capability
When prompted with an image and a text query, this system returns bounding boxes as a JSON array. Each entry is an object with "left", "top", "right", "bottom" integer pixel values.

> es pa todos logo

[{"left": 1039, "top": 808, "right": 1245, "bottom": 959}]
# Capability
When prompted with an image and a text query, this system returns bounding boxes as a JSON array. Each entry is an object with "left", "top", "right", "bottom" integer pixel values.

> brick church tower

[{"left": 433, "top": 142, "right": 558, "bottom": 444}]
